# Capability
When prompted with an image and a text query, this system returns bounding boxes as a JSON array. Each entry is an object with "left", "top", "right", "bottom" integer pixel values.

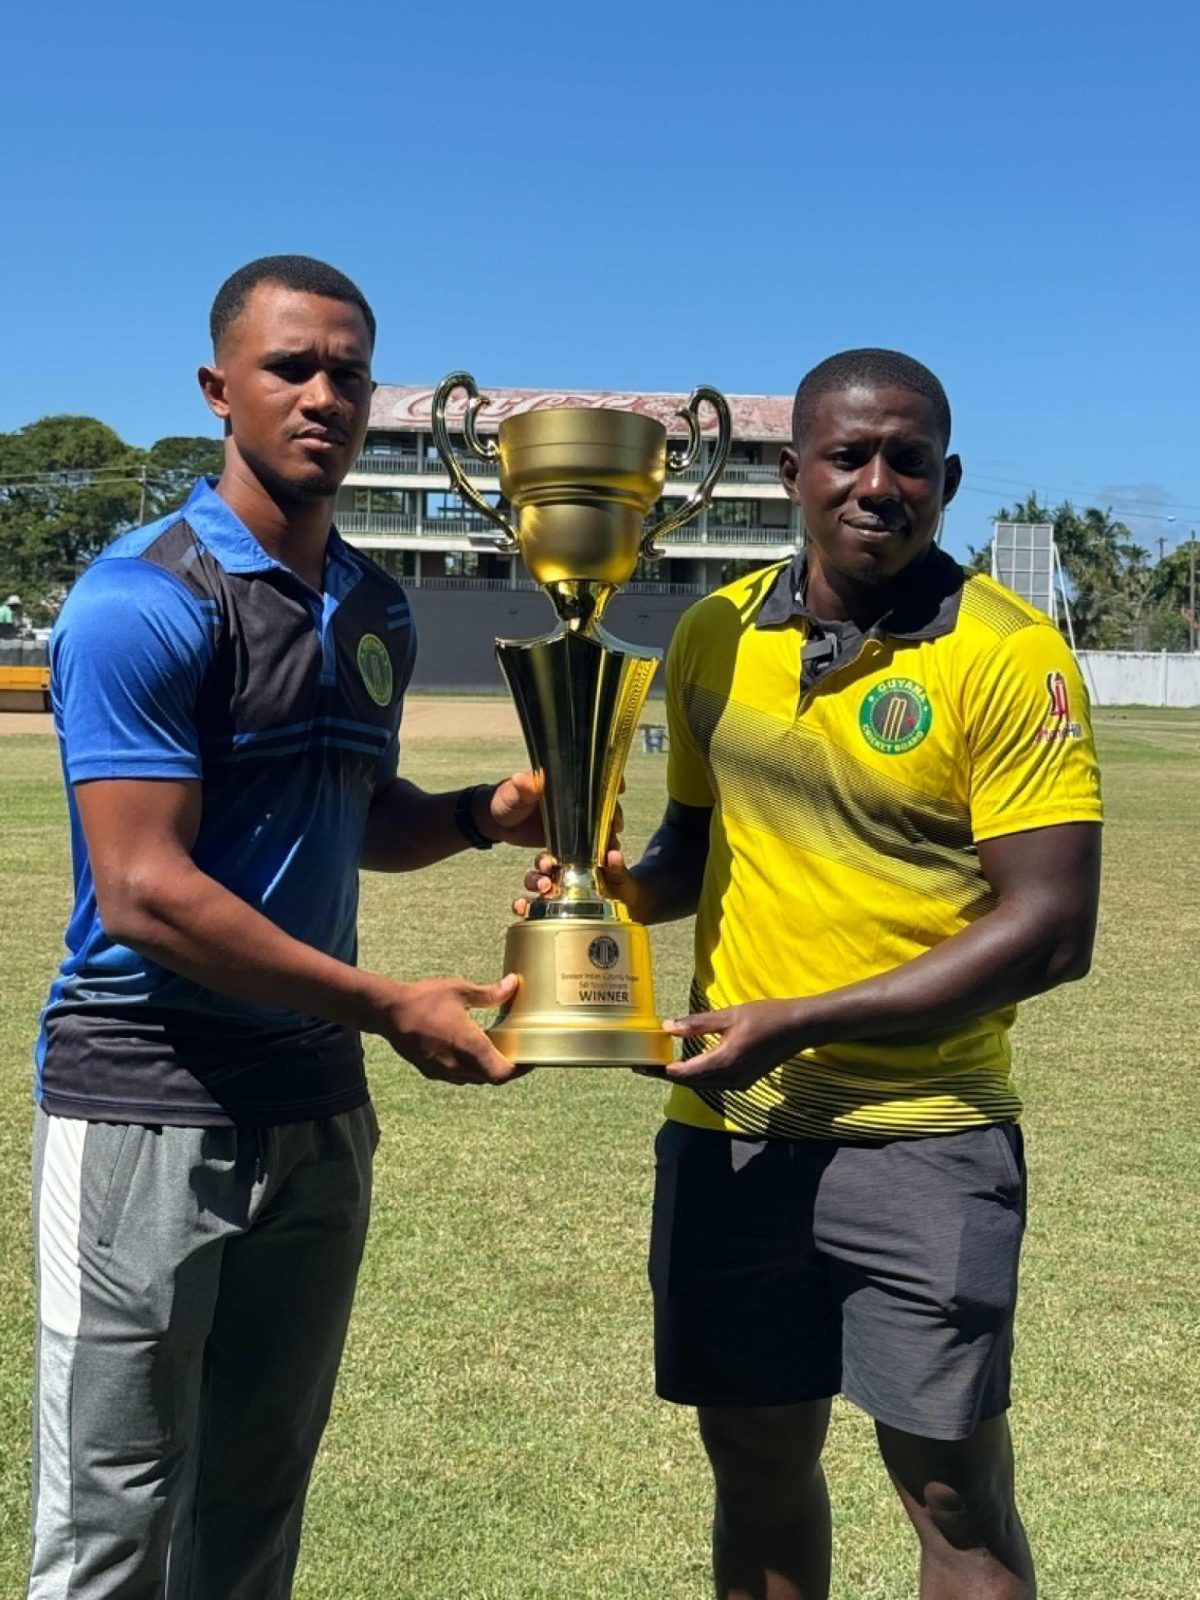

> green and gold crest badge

[
  {"left": 357, "top": 634, "right": 394, "bottom": 707},
  {"left": 859, "top": 677, "right": 932, "bottom": 755}
]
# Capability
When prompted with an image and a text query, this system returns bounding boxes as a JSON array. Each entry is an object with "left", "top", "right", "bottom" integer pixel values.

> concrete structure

[
  {"left": 0, "top": 639, "right": 50, "bottom": 710},
  {"left": 1078, "top": 651, "right": 1200, "bottom": 708}
]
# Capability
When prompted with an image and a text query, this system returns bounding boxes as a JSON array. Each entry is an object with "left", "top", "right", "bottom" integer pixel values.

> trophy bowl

[{"left": 497, "top": 408, "right": 668, "bottom": 589}]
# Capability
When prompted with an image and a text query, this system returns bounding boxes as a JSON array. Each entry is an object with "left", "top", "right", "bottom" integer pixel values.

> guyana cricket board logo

[
  {"left": 356, "top": 634, "right": 394, "bottom": 707},
  {"left": 859, "top": 677, "right": 933, "bottom": 755}
]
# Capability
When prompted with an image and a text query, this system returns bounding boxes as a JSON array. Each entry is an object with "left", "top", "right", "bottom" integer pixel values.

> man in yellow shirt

[{"left": 522, "top": 349, "right": 1102, "bottom": 1599}]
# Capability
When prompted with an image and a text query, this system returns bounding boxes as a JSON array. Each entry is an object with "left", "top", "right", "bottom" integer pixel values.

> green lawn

[{"left": 0, "top": 708, "right": 1196, "bottom": 1598}]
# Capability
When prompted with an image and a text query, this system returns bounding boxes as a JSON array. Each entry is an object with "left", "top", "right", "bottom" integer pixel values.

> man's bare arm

[
  {"left": 77, "top": 777, "right": 521, "bottom": 1085},
  {"left": 665, "top": 822, "right": 1101, "bottom": 1088},
  {"left": 361, "top": 772, "right": 542, "bottom": 873}
]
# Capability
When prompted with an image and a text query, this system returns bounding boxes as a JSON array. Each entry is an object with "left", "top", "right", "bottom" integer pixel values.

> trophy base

[{"left": 488, "top": 917, "right": 674, "bottom": 1068}]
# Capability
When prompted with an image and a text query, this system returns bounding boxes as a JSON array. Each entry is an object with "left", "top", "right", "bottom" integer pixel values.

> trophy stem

[
  {"left": 544, "top": 579, "right": 616, "bottom": 631},
  {"left": 496, "top": 623, "right": 658, "bottom": 881},
  {"left": 490, "top": 620, "right": 670, "bottom": 1067},
  {"left": 526, "top": 864, "right": 625, "bottom": 921}
]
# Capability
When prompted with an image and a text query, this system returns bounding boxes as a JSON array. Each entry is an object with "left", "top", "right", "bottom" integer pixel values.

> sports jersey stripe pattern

[
  {"left": 37, "top": 478, "right": 414, "bottom": 1127},
  {"left": 662, "top": 560, "right": 1103, "bottom": 1143},
  {"left": 958, "top": 579, "right": 1040, "bottom": 639},
  {"left": 680, "top": 682, "right": 997, "bottom": 916},
  {"left": 679, "top": 979, "right": 1022, "bottom": 1139}
]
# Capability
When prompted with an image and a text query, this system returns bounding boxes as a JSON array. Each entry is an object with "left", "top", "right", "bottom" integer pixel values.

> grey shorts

[
  {"left": 29, "top": 1104, "right": 378, "bottom": 1599},
  {"left": 649, "top": 1119, "right": 1026, "bottom": 1441}
]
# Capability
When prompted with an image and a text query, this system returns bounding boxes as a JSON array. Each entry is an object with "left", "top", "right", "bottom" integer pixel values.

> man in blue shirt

[{"left": 30, "top": 255, "right": 540, "bottom": 1599}]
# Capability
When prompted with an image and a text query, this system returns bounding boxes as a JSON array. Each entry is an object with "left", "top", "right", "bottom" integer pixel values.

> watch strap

[{"left": 454, "top": 783, "right": 496, "bottom": 850}]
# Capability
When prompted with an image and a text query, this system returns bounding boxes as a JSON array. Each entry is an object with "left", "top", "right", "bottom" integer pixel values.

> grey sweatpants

[{"left": 29, "top": 1104, "right": 378, "bottom": 1600}]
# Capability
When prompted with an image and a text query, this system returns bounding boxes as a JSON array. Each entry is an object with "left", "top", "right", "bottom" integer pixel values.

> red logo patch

[{"left": 1034, "top": 670, "right": 1082, "bottom": 742}]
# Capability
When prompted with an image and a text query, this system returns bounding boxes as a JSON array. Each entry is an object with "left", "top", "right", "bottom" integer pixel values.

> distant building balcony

[
  {"left": 677, "top": 459, "right": 783, "bottom": 485},
  {"left": 398, "top": 575, "right": 707, "bottom": 595},
  {"left": 338, "top": 512, "right": 794, "bottom": 549},
  {"left": 351, "top": 450, "right": 496, "bottom": 478},
  {"left": 348, "top": 449, "right": 784, "bottom": 487},
  {"left": 686, "top": 525, "right": 794, "bottom": 546},
  {"left": 340, "top": 512, "right": 493, "bottom": 539}
]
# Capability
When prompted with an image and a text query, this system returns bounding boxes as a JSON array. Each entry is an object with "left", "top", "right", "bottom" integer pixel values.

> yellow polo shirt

[{"left": 663, "top": 555, "right": 1103, "bottom": 1141}]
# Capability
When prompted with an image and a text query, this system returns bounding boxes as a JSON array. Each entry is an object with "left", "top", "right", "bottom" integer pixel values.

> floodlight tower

[{"left": 991, "top": 520, "right": 1077, "bottom": 650}]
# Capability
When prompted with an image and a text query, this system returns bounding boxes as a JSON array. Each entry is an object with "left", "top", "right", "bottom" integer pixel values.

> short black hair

[
  {"left": 209, "top": 254, "right": 376, "bottom": 352},
  {"left": 792, "top": 348, "right": 951, "bottom": 447}
]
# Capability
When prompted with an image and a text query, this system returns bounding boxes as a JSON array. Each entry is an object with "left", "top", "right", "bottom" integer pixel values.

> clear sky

[{"left": 2, "top": 0, "right": 1198, "bottom": 562}]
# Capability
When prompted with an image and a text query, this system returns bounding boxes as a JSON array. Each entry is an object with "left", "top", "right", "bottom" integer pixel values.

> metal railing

[
  {"left": 340, "top": 512, "right": 419, "bottom": 534},
  {"left": 340, "top": 513, "right": 795, "bottom": 548},
  {"left": 667, "top": 525, "right": 794, "bottom": 546},
  {"left": 407, "top": 576, "right": 528, "bottom": 591},
  {"left": 672, "top": 459, "right": 783, "bottom": 485},
  {"left": 392, "top": 575, "right": 707, "bottom": 595},
  {"left": 340, "top": 512, "right": 499, "bottom": 538},
  {"left": 353, "top": 452, "right": 426, "bottom": 474},
  {"left": 351, "top": 450, "right": 499, "bottom": 477},
  {"left": 625, "top": 580, "right": 709, "bottom": 594},
  {"left": 349, "top": 448, "right": 783, "bottom": 486}
]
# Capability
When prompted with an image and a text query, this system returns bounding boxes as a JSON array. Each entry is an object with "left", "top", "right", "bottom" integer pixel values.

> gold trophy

[{"left": 432, "top": 373, "right": 731, "bottom": 1066}]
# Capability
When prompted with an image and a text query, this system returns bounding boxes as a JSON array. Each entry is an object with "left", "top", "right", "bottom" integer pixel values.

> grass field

[{"left": 0, "top": 705, "right": 1197, "bottom": 1598}]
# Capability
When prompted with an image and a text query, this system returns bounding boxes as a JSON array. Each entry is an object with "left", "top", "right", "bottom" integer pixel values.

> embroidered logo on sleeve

[
  {"left": 859, "top": 678, "right": 933, "bottom": 754},
  {"left": 357, "top": 634, "right": 394, "bottom": 706},
  {"left": 1034, "top": 670, "right": 1082, "bottom": 742}
]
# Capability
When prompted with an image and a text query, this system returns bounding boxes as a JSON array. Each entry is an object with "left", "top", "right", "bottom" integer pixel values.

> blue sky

[{"left": 2, "top": 0, "right": 1198, "bottom": 561}]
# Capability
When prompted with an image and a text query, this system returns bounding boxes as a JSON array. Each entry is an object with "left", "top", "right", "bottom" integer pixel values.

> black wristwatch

[{"left": 453, "top": 783, "right": 496, "bottom": 850}]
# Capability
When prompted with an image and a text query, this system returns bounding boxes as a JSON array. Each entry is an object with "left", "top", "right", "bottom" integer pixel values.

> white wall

[{"left": 1078, "top": 651, "right": 1200, "bottom": 707}]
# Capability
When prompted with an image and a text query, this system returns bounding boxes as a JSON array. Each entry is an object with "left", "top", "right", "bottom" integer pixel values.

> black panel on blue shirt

[{"left": 37, "top": 478, "right": 415, "bottom": 1127}]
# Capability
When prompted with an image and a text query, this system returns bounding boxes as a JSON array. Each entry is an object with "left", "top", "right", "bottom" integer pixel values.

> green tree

[
  {"left": 146, "top": 435, "right": 224, "bottom": 514},
  {"left": 1051, "top": 504, "right": 1134, "bottom": 648},
  {"left": 0, "top": 416, "right": 144, "bottom": 614},
  {"left": 1148, "top": 539, "right": 1198, "bottom": 651},
  {"left": 0, "top": 417, "right": 221, "bottom": 616},
  {"left": 972, "top": 495, "right": 1152, "bottom": 649}
]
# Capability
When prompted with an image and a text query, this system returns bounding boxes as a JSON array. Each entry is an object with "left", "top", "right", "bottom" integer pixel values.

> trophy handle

[
  {"left": 640, "top": 386, "right": 733, "bottom": 558},
  {"left": 430, "top": 372, "right": 520, "bottom": 553}
]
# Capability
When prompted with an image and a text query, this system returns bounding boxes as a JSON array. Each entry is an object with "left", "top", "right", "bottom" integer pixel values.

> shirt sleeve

[
  {"left": 375, "top": 603, "right": 415, "bottom": 784},
  {"left": 51, "top": 558, "right": 214, "bottom": 784},
  {"left": 963, "top": 622, "right": 1103, "bottom": 843},
  {"left": 665, "top": 613, "right": 716, "bottom": 809},
  {"left": 375, "top": 725, "right": 400, "bottom": 784}
]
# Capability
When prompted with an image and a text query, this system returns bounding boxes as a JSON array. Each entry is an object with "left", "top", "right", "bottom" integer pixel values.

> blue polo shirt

[{"left": 37, "top": 478, "right": 415, "bottom": 1126}]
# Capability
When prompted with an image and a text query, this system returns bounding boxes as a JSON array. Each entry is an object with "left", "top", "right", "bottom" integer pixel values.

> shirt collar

[
  {"left": 179, "top": 477, "right": 278, "bottom": 573},
  {"left": 755, "top": 544, "right": 964, "bottom": 642},
  {"left": 180, "top": 477, "right": 356, "bottom": 588}
]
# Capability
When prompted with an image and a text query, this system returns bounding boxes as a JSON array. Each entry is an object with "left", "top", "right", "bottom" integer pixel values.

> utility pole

[
  {"left": 137, "top": 464, "right": 148, "bottom": 525},
  {"left": 1190, "top": 533, "right": 1197, "bottom": 653}
]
